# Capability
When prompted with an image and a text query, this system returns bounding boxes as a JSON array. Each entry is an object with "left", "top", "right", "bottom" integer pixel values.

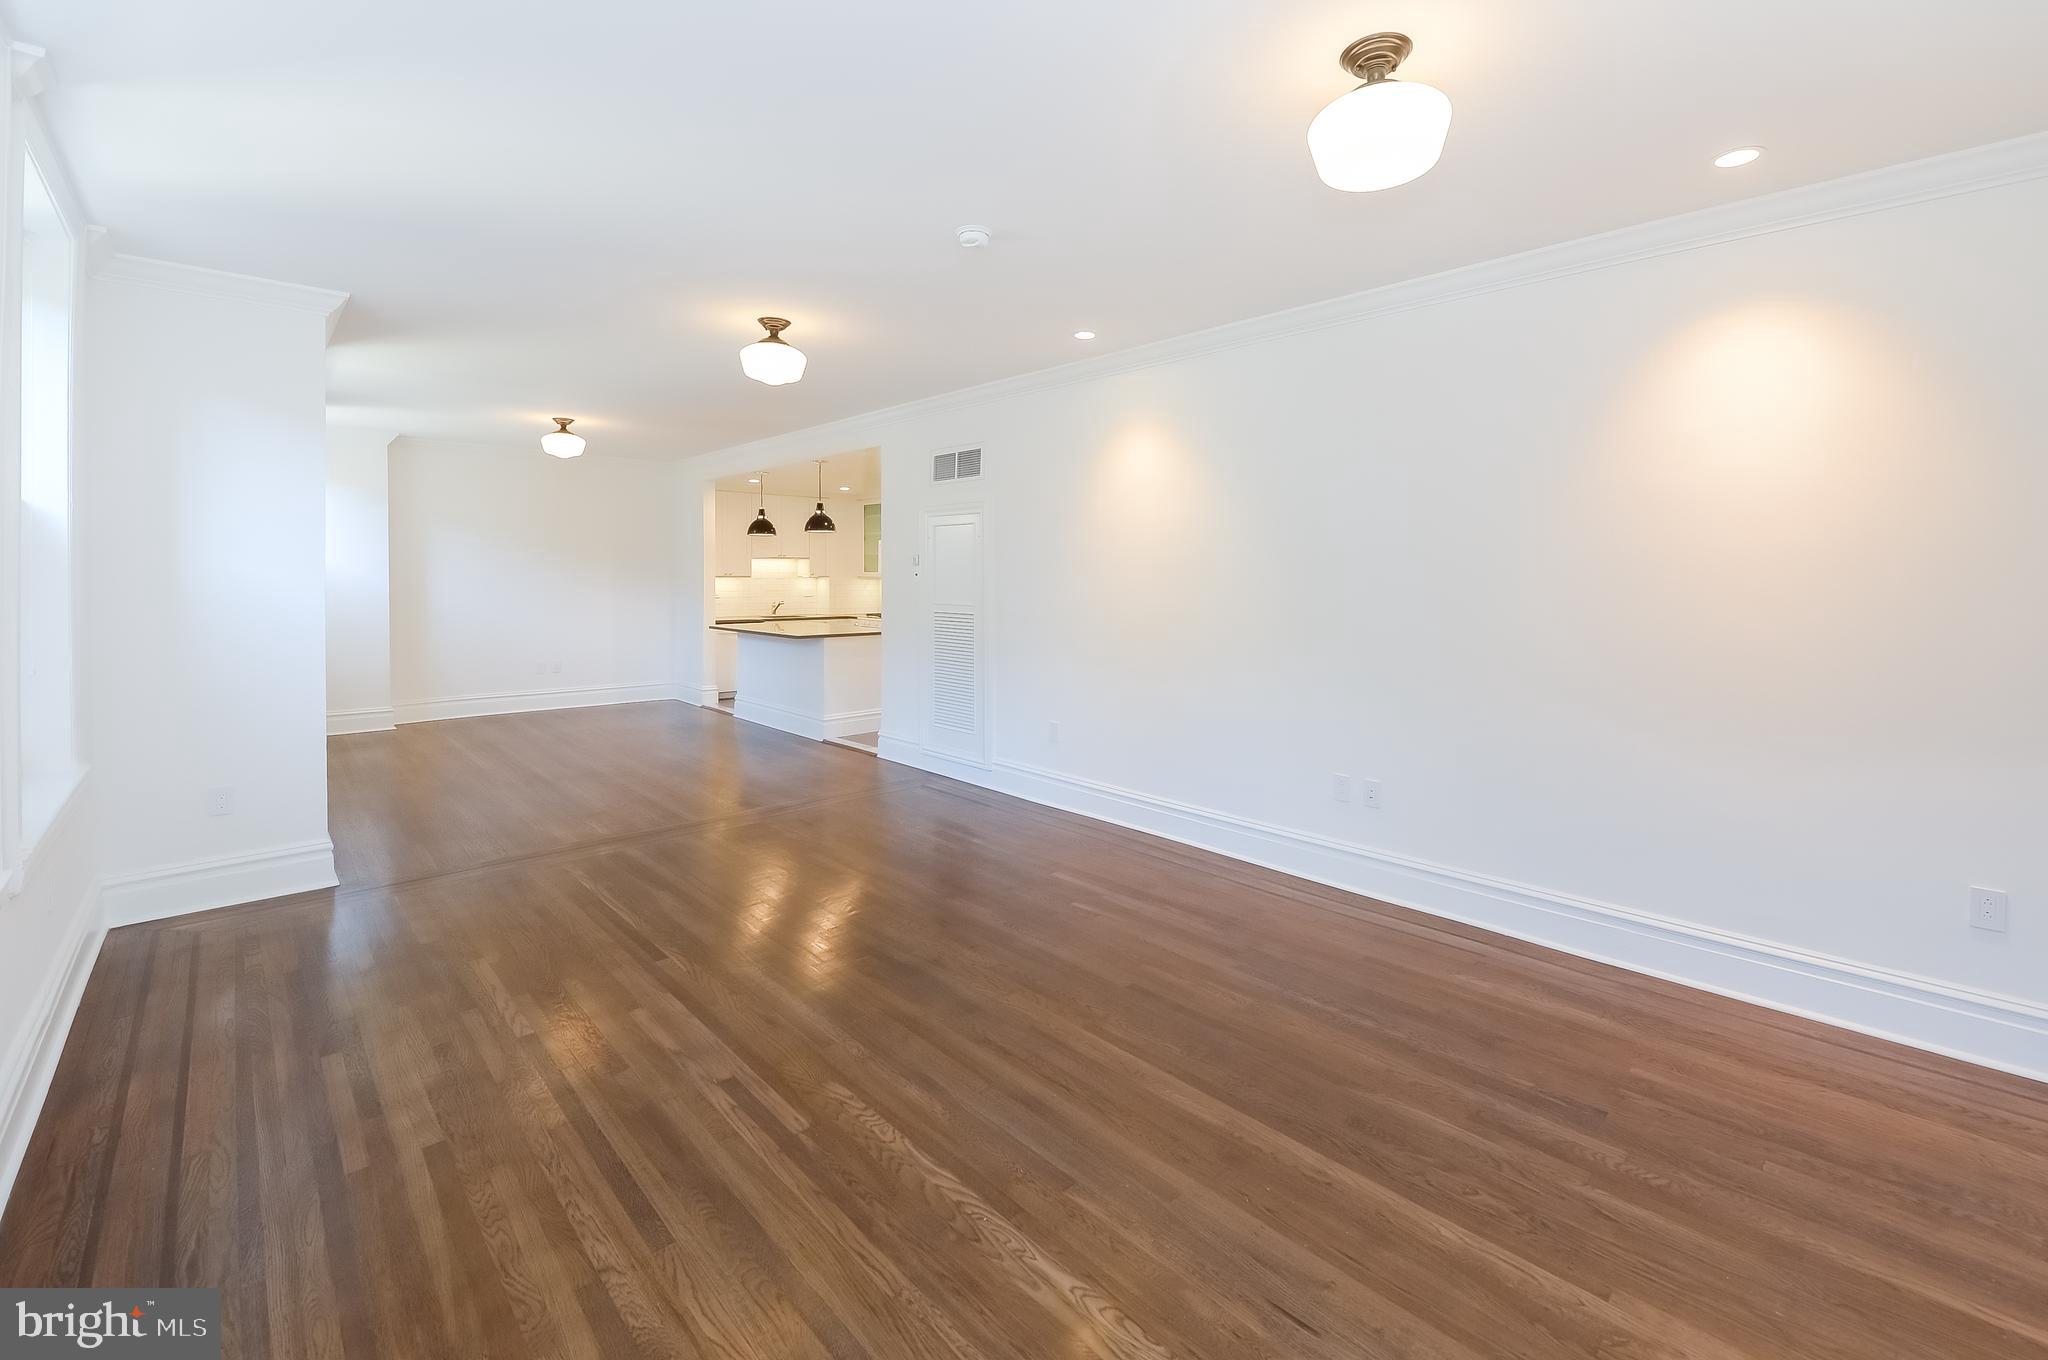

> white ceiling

[
  {"left": 714, "top": 448, "right": 881, "bottom": 500},
  {"left": 15, "top": 1, "right": 2048, "bottom": 460}
]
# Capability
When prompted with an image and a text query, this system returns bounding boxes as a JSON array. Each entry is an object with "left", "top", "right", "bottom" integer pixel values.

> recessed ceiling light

[
  {"left": 1073, "top": 330, "right": 1096, "bottom": 340},
  {"left": 747, "top": 477, "right": 759, "bottom": 484},
  {"left": 1308, "top": 33, "right": 1453, "bottom": 192},
  {"left": 838, "top": 485, "right": 851, "bottom": 492},
  {"left": 1714, "top": 146, "right": 1763, "bottom": 169}
]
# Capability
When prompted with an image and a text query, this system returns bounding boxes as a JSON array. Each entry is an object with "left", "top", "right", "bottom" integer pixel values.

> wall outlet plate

[
  {"left": 1970, "top": 887, "right": 2009, "bottom": 933},
  {"left": 205, "top": 787, "right": 234, "bottom": 818},
  {"left": 1360, "top": 779, "right": 1382, "bottom": 809}
]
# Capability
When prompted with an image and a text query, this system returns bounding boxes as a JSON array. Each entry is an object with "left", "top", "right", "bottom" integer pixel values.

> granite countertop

[{"left": 709, "top": 617, "right": 883, "bottom": 638}]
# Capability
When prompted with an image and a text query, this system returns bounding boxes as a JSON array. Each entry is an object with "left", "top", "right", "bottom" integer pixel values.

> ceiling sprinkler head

[{"left": 955, "top": 225, "right": 993, "bottom": 249}]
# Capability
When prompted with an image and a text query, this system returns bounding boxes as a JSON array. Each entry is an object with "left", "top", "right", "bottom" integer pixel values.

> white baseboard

[
  {"left": 327, "top": 705, "right": 396, "bottom": 735},
  {"left": 733, "top": 698, "right": 881, "bottom": 741},
  {"left": 679, "top": 684, "right": 722, "bottom": 707},
  {"left": 0, "top": 898, "right": 103, "bottom": 1213},
  {"left": 101, "top": 839, "right": 340, "bottom": 928},
  {"left": 823, "top": 707, "right": 882, "bottom": 738},
  {"left": 732, "top": 695, "right": 825, "bottom": 740},
  {"left": 878, "top": 741, "right": 2048, "bottom": 1086},
  {"left": 391, "top": 682, "right": 679, "bottom": 726}
]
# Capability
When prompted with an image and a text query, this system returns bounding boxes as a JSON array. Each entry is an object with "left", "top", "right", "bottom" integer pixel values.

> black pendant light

[
  {"left": 746, "top": 472, "right": 776, "bottom": 536},
  {"left": 804, "top": 460, "right": 837, "bottom": 533}
]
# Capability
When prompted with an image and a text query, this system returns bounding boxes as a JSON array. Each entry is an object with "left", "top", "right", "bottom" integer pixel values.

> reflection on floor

[
  {"left": 8, "top": 702, "right": 2045, "bottom": 1360},
  {"left": 833, "top": 729, "right": 879, "bottom": 750}
]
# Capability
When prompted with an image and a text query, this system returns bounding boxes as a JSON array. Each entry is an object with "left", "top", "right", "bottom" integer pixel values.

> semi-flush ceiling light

[
  {"left": 1307, "top": 33, "right": 1452, "bottom": 192},
  {"left": 804, "top": 461, "right": 837, "bottom": 533},
  {"left": 747, "top": 472, "right": 777, "bottom": 536},
  {"left": 1714, "top": 145, "right": 1764, "bottom": 169},
  {"left": 740, "top": 317, "right": 807, "bottom": 385},
  {"left": 540, "top": 417, "right": 585, "bottom": 459}
]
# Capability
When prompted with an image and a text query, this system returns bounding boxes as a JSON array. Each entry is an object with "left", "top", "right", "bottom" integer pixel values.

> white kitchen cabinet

[{"left": 716, "top": 491, "right": 813, "bottom": 575}]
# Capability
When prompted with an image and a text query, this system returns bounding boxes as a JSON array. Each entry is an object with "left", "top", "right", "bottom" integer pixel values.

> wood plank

[{"left": 3, "top": 701, "right": 2044, "bottom": 1358}]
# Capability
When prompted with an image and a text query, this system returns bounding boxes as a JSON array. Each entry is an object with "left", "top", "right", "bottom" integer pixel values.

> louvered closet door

[{"left": 923, "top": 510, "right": 985, "bottom": 762}]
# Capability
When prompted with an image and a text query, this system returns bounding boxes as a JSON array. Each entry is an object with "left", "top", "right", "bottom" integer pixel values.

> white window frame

[{"left": 2, "top": 39, "right": 88, "bottom": 893}]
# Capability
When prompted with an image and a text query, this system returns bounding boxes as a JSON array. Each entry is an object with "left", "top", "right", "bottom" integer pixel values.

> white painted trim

[
  {"left": 391, "top": 681, "right": 679, "bottom": 726},
  {"left": 327, "top": 706, "right": 396, "bottom": 736},
  {"left": 19, "top": 105, "right": 88, "bottom": 243},
  {"left": 2, "top": 762, "right": 88, "bottom": 898},
  {"left": 877, "top": 741, "right": 2048, "bottom": 1086},
  {"left": 8, "top": 40, "right": 49, "bottom": 99},
  {"left": 679, "top": 684, "right": 723, "bottom": 708},
  {"left": 101, "top": 840, "right": 339, "bottom": 928},
  {"left": 0, "top": 893, "right": 100, "bottom": 1213},
  {"left": 91, "top": 253, "right": 349, "bottom": 336},
  {"left": 678, "top": 132, "right": 2048, "bottom": 475},
  {"left": 731, "top": 695, "right": 827, "bottom": 741},
  {"left": 822, "top": 706, "right": 882, "bottom": 739}
]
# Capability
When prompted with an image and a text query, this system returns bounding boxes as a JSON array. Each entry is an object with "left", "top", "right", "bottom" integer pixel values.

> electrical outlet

[
  {"left": 1332, "top": 773, "right": 1352, "bottom": 803},
  {"left": 1360, "top": 779, "right": 1382, "bottom": 810},
  {"left": 205, "top": 786, "right": 234, "bottom": 818},
  {"left": 1970, "top": 886, "right": 2009, "bottom": 933},
  {"left": 1047, "top": 720, "right": 1060, "bottom": 747}
]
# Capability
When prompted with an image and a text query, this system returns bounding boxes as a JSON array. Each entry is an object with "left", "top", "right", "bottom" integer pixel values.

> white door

[{"left": 923, "top": 510, "right": 985, "bottom": 763}]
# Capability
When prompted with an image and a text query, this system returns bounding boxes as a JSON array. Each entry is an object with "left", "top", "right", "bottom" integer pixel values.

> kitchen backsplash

[{"left": 714, "top": 564, "right": 882, "bottom": 619}]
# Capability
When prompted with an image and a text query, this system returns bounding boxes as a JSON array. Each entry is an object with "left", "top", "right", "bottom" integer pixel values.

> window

[
  {"left": 862, "top": 501, "right": 882, "bottom": 575},
  {"left": 10, "top": 144, "right": 80, "bottom": 855}
]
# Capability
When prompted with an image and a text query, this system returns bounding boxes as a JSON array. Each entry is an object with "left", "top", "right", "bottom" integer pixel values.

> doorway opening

[{"left": 706, "top": 449, "right": 883, "bottom": 750}]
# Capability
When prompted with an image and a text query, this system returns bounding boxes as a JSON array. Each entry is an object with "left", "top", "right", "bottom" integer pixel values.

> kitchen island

[{"left": 710, "top": 616, "right": 881, "bottom": 740}]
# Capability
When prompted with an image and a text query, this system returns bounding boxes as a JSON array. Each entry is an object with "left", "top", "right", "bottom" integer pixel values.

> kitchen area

[{"left": 710, "top": 449, "right": 882, "bottom": 749}]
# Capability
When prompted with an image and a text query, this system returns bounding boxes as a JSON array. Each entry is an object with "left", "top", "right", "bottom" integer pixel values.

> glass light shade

[
  {"left": 1307, "top": 79, "right": 1452, "bottom": 192},
  {"left": 740, "top": 335, "right": 807, "bottom": 385},
  {"left": 540, "top": 426, "right": 585, "bottom": 458}
]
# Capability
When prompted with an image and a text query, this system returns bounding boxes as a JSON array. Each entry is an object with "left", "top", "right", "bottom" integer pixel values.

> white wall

[
  {"left": 678, "top": 151, "right": 2048, "bottom": 1078},
  {"left": 388, "top": 437, "right": 678, "bottom": 721},
  {"left": 84, "top": 262, "right": 341, "bottom": 923},
  {"left": 325, "top": 426, "right": 393, "bottom": 732}
]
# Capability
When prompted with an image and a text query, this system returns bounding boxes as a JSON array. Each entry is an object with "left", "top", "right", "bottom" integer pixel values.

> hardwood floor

[{"left": 4, "top": 701, "right": 2047, "bottom": 1357}]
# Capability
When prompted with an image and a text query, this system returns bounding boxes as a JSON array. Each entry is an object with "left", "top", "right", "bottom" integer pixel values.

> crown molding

[
  {"left": 92, "top": 252, "right": 350, "bottom": 338},
  {"left": 9, "top": 41, "right": 50, "bottom": 99},
  {"left": 686, "top": 130, "right": 2048, "bottom": 469}
]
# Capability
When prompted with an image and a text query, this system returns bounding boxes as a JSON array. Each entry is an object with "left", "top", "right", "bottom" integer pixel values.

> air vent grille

[
  {"left": 930, "top": 611, "right": 978, "bottom": 732},
  {"left": 931, "top": 447, "right": 983, "bottom": 484}
]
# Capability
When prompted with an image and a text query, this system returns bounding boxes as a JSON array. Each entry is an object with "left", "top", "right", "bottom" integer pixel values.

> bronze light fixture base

[
  {"left": 1339, "top": 32, "right": 1413, "bottom": 84},
  {"left": 757, "top": 317, "right": 792, "bottom": 342}
]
